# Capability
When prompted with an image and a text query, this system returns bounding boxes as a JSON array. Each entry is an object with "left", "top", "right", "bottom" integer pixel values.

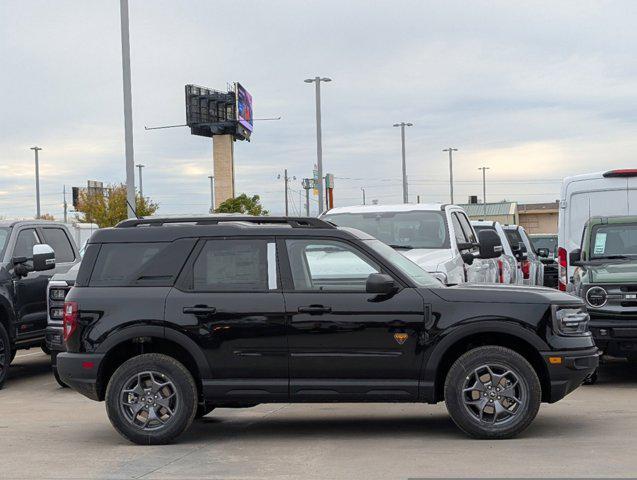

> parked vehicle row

[
  {"left": 56, "top": 216, "right": 597, "bottom": 445},
  {"left": 530, "top": 234, "right": 559, "bottom": 289}
]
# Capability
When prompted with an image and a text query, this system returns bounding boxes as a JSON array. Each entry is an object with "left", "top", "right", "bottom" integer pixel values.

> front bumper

[
  {"left": 540, "top": 347, "right": 600, "bottom": 403},
  {"left": 45, "top": 326, "right": 64, "bottom": 352},
  {"left": 590, "top": 318, "right": 637, "bottom": 358},
  {"left": 57, "top": 352, "right": 106, "bottom": 401}
]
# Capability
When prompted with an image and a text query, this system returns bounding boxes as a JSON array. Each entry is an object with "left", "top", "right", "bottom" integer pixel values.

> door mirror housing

[
  {"left": 32, "top": 244, "right": 55, "bottom": 271},
  {"left": 477, "top": 230, "right": 503, "bottom": 259},
  {"left": 537, "top": 248, "right": 550, "bottom": 258},
  {"left": 366, "top": 273, "right": 398, "bottom": 295},
  {"left": 569, "top": 248, "right": 582, "bottom": 267}
]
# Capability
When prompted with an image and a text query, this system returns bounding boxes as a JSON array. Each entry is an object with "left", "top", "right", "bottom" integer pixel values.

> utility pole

[
  {"left": 304, "top": 76, "right": 331, "bottom": 213},
  {"left": 478, "top": 166, "right": 490, "bottom": 216},
  {"left": 443, "top": 147, "right": 458, "bottom": 204},
  {"left": 63, "top": 185, "right": 68, "bottom": 223},
  {"left": 279, "top": 170, "right": 296, "bottom": 216},
  {"left": 361, "top": 187, "right": 366, "bottom": 205},
  {"left": 393, "top": 122, "right": 413, "bottom": 203},
  {"left": 301, "top": 178, "right": 312, "bottom": 216},
  {"left": 136, "top": 164, "right": 145, "bottom": 197},
  {"left": 119, "top": 0, "right": 136, "bottom": 218},
  {"left": 208, "top": 175, "right": 215, "bottom": 213},
  {"left": 30, "top": 146, "right": 42, "bottom": 219},
  {"left": 417, "top": 194, "right": 421, "bottom": 203}
]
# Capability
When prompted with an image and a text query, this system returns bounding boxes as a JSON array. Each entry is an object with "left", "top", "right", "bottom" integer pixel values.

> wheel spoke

[{"left": 119, "top": 370, "right": 179, "bottom": 431}]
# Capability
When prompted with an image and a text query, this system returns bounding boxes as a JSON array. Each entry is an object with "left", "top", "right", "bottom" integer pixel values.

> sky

[{"left": 1, "top": 0, "right": 637, "bottom": 219}]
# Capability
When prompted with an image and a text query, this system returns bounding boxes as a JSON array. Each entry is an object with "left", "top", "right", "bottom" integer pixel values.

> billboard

[{"left": 235, "top": 83, "right": 253, "bottom": 133}]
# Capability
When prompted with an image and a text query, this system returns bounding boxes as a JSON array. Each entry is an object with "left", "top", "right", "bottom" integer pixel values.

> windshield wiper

[
  {"left": 388, "top": 244, "right": 414, "bottom": 250},
  {"left": 591, "top": 255, "right": 633, "bottom": 261}
]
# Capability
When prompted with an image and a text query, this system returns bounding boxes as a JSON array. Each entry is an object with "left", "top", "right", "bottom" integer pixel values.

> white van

[
  {"left": 321, "top": 204, "right": 500, "bottom": 285},
  {"left": 557, "top": 169, "right": 637, "bottom": 290}
]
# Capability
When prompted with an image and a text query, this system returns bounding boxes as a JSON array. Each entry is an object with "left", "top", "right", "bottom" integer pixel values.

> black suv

[
  {"left": 0, "top": 220, "right": 80, "bottom": 388},
  {"left": 58, "top": 216, "right": 598, "bottom": 444}
]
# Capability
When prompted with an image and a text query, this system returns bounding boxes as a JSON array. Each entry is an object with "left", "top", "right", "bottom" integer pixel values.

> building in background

[
  {"left": 459, "top": 201, "right": 518, "bottom": 225},
  {"left": 518, "top": 201, "right": 559, "bottom": 234}
]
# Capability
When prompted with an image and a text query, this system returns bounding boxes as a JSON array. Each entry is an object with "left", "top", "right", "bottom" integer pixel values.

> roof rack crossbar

[{"left": 116, "top": 216, "right": 336, "bottom": 229}]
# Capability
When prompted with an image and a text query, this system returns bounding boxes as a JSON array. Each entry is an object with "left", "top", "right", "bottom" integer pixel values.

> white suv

[{"left": 321, "top": 204, "right": 500, "bottom": 285}]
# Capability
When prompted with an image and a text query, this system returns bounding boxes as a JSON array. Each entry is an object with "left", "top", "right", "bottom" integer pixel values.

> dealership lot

[{"left": 1, "top": 350, "right": 635, "bottom": 479}]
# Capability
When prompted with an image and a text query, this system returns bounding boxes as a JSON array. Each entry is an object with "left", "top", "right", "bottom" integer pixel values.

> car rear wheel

[
  {"left": 0, "top": 323, "right": 10, "bottom": 389},
  {"left": 105, "top": 353, "right": 197, "bottom": 445},
  {"left": 444, "top": 345, "right": 541, "bottom": 439}
]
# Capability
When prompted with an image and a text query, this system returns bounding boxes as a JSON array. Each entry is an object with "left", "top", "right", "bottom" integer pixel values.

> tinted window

[
  {"left": 42, "top": 228, "right": 75, "bottom": 263},
  {"left": 0, "top": 228, "right": 10, "bottom": 258},
  {"left": 90, "top": 243, "right": 167, "bottom": 286},
  {"left": 13, "top": 229, "right": 40, "bottom": 258},
  {"left": 192, "top": 239, "right": 270, "bottom": 291},
  {"left": 286, "top": 239, "right": 379, "bottom": 291},
  {"left": 323, "top": 211, "right": 449, "bottom": 249}
]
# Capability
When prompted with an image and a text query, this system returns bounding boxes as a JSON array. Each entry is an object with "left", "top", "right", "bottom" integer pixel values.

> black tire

[
  {"left": 40, "top": 342, "right": 51, "bottom": 356},
  {"left": 53, "top": 367, "right": 69, "bottom": 388},
  {"left": 444, "top": 345, "right": 541, "bottom": 439},
  {"left": 583, "top": 368, "right": 598, "bottom": 385},
  {"left": 105, "top": 353, "right": 197, "bottom": 445},
  {"left": 195, "top": 404, "right": 215, "bottom": 419},
  {"left": 0, "top": 323, "right": 10, "bottom": 389}
]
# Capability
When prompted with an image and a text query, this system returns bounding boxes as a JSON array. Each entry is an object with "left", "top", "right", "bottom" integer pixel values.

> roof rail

[{"left": 115, "top": 216, "right": 336, "bottom": 229}]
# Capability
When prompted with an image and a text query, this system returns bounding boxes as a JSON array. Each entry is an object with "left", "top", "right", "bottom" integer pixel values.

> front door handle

[
  {"left": 298, "top": 305, "right": 332, "bottom": 315},
  {"left": 183, "top": 305, "right": 217, "bottom": 316}
]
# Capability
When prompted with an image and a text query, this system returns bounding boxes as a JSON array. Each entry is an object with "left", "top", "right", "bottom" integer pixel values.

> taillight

[
  {"left": 63, "top": 301, "right": 78, "bottom": 342},
  {"left": 521, "top": 260, "right": 530, "bottom": 280},
  {"left": 497, "top": 259, "right": 504, "bottom": 283},
  {"left": 558, "top": 246, "right": 567, "bottom": 291}
]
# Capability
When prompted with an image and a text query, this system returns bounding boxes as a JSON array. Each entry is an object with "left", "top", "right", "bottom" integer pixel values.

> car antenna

[{"left": 126, "top": 199, "right": 141, "bottom": 220}]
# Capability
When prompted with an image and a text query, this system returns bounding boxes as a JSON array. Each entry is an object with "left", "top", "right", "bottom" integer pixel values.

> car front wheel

[
  {"left": 0, "top": 323, "right": 10, "bottom": 389},
  {"left": 444, "top": 345, "right": 541, "bottom": 439},
  {"left": 105, "top": 353, "right": 197, "bottom": 445}
]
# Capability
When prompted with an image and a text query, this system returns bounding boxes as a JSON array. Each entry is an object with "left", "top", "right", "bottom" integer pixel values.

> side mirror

[
  {"left": 33, "top": 244, "right": 55, "bottom": 271},
  {"left": 366, "top": 273, "right": 398, "bottom": 295},
  {"left": 477, "top": 230, "right": 503, "bottom": 259},
  {"left": 569, "top": 248, "right": 582, "bottom": 267},
  {"left": 537, "top": 248, "right": 550, "bottom": 258}
]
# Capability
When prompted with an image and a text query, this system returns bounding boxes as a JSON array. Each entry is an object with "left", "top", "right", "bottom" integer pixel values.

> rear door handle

[
  {"left": 183, "top": 305, "right": 217, "bottom": 316},
  {"left": 298, "top": 305, "right": 332, "bottom": 315}
]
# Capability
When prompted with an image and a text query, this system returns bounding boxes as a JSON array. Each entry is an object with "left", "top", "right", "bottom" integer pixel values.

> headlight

[
  {"left": 431, "top": 272, "right": 448, "bottom": 284},
  {"left": 49, "top": 307, "right": 64, "bottom": 320},
  {"left": 49, "top": 288, "right": 68, "bottom": 301},
  {"left": 552, "top": 305, "right": 590, "bottom": 336},
  {"left": 586, "top": 286, "right": 607, "bottom": 308}
]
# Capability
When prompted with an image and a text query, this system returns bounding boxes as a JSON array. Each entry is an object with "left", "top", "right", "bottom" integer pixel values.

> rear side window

[
  {"left": 90, "top": 243, "right": 167, "bottom": 287},
  {"left": 191, "top": 239, "right": 273, "bottom": 292},
  {"left": 41, "top": 228, "right": 75, "bottom": 263}
]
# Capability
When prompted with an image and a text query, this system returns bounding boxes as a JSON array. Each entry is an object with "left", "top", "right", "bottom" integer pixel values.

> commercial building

[{"left": 459, "top": 200, "right": 559, "bottom": 234}]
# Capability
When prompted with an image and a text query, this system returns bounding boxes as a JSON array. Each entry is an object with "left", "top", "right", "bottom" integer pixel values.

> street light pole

[
  {"left": 443, "top": 147, "right": 458, "bottom": 204},
  {"left": 393, "top": 122, "right": 413, "bottom": 203},
  {"left": 119, "top": 0, "right": 136, "bottom": 218},
  {"left": 30, "top": 146, "right": 42, "bottom": 219},
  {"left": 136, "top": 164, "right": 145, "bottom": 197},
  {"left": 361, "top": 187, "right": 366, "bottom": 205},
  {"left": 301, "top": 178, "right": 312, "bottom": 216},
  {"left": 305, "top": 76, "right": 331, "bottom": 213},
  {"left": 208, "top": 175, "right": 215, "bottom": 213},
  {"left": 478, "top": 166, "right": 490, "bottom": 216}
]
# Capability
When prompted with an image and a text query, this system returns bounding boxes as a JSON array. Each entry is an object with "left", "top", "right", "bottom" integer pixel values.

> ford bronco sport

[{"left": 57, "top": 216, "right": 598, "bottom": 444}]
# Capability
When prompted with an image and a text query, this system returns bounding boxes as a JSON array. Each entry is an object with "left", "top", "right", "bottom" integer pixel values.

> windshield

[
  {"left": 324, "top": 211, "right": 449, "bottom": 249},
  {"left": 365, "top": 239, "right": 442, "bottom": 287},
  {"left": 590, "top": 223, "right": 637, "bottom": 259},
  {"left": 0, "top": 228, "right": 10, "bottom": 259},
  {"left": 530, "top": 235, "right": 558, "bottom": 257}
]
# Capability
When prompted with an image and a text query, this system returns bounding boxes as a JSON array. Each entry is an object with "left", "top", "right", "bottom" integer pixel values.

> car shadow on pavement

[
  {"left": 6, "top": 350, "right": 51, "bottom": 383},
  {"left": 595, "top": 359, "right": 637, "bottom": 385}
]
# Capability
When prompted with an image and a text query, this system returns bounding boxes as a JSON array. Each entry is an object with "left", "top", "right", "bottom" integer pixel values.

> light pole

[
  {"left": 478, "top": 166, "right": 490, "bottom": 216},
  {"left": 393, "top": 122, "right": 413, "bottom": 203},
  {"left": 361, "top": 187, "right": 366, "bottom": 205},
  {"left": 30, "top": 146, "right": 42, "bottom": 218},
  {"left": 120, "top": 0, "right": 136, "bottom": 218},
  {"left": 443, "top": 147, "right": 458, "bottom": 203},
  {"left": 208, "top": 175, "right": 215, "bottom": 213},
  {"left": 301, "top": 178, "right": 312, "bottom": 216},
  {"left": 136, "top": 164, "right": 145, "bottom": 197},
  {"left": 304, "top": 76, "right": 331, "bottom": 212}
]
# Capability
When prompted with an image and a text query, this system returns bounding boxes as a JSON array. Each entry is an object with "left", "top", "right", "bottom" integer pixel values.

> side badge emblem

[{"left": 394, "top": 333, "right": 408, "bottom": 345}]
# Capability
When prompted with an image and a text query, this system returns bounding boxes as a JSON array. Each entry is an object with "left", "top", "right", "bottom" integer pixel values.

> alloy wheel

[{"left": 119, "top": 371, "right": 179, "bottom": 431}]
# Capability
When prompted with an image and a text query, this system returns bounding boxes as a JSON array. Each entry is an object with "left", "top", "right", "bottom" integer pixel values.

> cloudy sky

[{"left": 1, "top": 0, "right": 636, "bottom": 218}]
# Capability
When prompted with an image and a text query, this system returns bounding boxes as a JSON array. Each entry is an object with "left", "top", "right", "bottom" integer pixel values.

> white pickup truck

[{"left": 321, "top": 203, "right": 500, "bottom": 285}]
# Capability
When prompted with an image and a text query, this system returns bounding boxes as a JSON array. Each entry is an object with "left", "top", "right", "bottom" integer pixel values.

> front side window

[
  {"left": 192, "top": 239, "right": 273, "bottom": 291},
  {"left": 590, "top": 224, "right": 637, "bottom": 258},
  {"left": 13, "top": 228, "right": 40, "bottom": 259},
  {"left": 451, "top": 213, "right": 468, "bottom": 245},
  {"left": 42, "top": 228, "right": 75, "bottom": 263},
  {"left": 286, "top": 239, "right": 379, "bottom": 291},
  {"left": 456, "top": 212, "right": 477, "bottom": 243}
]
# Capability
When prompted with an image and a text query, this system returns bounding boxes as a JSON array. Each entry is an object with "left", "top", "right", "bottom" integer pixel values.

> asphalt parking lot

[{"left": 1, "top": 350, "right": 636, "bottom": 480}]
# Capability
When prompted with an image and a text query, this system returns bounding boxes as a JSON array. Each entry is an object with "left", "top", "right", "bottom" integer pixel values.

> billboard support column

[{"left": 213, "top": 135, "right": 235, "bottom": 207}]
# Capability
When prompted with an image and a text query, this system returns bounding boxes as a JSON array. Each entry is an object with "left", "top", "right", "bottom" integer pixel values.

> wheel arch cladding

[{"left": 429, "top": 329, "right": 551, "bottom": 403}]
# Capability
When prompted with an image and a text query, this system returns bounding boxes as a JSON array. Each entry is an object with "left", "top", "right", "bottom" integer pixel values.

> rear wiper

[{"left": 388, "top": 244, "right": 414, "bottom": 250}]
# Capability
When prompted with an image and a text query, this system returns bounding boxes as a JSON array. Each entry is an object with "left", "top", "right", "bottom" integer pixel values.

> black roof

[{"left": 90, "top": 216, "right": 352, "bottom": 243}]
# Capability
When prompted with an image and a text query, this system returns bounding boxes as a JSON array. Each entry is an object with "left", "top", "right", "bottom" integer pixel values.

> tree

[
  {"left": 215, "top": 194, "right": 268, "bottom": 216},
  {"left": 39, "top": 213, "right": 55, "bottom": 221},
  {"left": 76, "top": 183, "right": 159, "bottom": 228}
]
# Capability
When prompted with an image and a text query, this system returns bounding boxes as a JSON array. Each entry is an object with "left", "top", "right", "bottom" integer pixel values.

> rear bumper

[
  {"left": 590, "top": 318, "right": 637, "bottom": 358},
  {"left": 540, "top": 347, "right": 600, "bottom": 403},
  {"left": 57, "top": 352, "right": 106, "bottom": 401}
]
